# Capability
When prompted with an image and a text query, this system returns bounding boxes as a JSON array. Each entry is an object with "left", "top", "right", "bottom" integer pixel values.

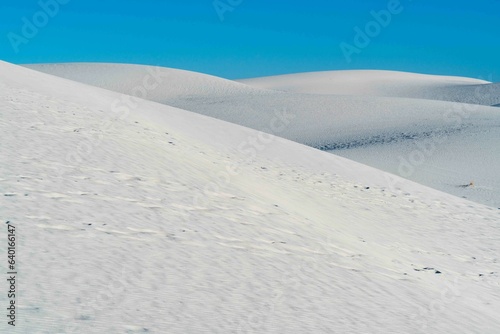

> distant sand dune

[{"left": 25, "top": 63, "right": 500, "bottom": 207}]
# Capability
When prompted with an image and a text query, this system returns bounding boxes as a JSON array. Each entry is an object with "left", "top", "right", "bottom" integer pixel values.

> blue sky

[{"left": 1, "top": 0, "right": 499, "bottom": 79}]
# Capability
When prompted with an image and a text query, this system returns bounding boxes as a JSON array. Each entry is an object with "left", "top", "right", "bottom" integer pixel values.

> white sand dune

[
  {"left": 27, "top": 64, "right": 500, "bottom": 106},
  {"left": 3, "top": 61, "right": 500, "bottom": 333},
  {"left": 24, "top": 63, "right": 266, "bottom": 100},
  {"left": 239, "top": 70, "right": 500, "bottom": 106},
  {"left": 25, "top": 63, "right": 500, "bottom": 207}
]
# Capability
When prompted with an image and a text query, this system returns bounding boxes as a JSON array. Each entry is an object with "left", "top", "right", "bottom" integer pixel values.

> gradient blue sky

[{"left": 1, "top": 0, "right": 499, "bottom": 79}]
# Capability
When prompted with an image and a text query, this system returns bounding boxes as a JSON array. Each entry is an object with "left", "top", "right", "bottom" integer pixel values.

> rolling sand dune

[
  {"left": 239, "top": 70, "right": 500, "bottom": 106},
  {"left": 26, "top": 63, "right": 500, "bottom": 207},
  {"left": 3, "top": 60, "right": 500, "bottom": 333}
]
